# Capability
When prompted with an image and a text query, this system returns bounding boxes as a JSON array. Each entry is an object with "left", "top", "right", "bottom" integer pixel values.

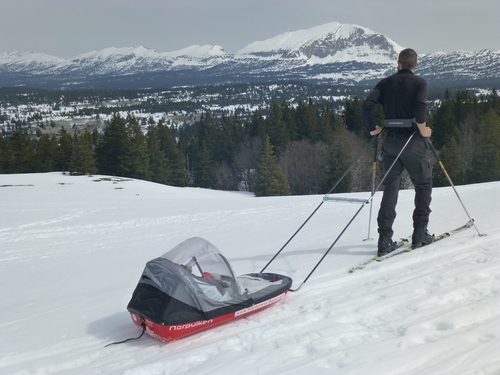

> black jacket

[{"left": 362, "top": 69, "right": 427, "bottom": 136}]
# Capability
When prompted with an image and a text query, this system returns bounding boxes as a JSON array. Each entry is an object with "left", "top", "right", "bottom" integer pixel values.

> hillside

[{"left": 1, "top": 173, "right": 499, "bottom": 374}]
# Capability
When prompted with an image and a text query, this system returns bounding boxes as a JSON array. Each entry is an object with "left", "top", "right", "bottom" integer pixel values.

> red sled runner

[{"left": 127, "top": 237, "right": 292, "bottom": 342}]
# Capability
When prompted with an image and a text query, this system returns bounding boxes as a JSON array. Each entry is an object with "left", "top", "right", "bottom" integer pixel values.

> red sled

[{"left": 127, "top": 237, "right": 292, "bottom": 342}]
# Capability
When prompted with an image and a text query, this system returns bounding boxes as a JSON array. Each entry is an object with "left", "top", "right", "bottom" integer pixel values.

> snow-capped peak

[
  {"left": 72, "top": 46, "right": 158, "bottom": 61},
  {"left": 235, "top": 22, "right": 403, "bottom": 63},
  {"left": 165, "top": 45, "right": 227, "bottom": 59}
]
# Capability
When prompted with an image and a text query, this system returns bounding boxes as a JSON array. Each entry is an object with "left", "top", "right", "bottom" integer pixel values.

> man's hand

[
  {"left": 416, "top": 122, "right": 432, "bottom": 138},
  {"left": 370, "top": 126, "right": 383, "bottom": 136}
]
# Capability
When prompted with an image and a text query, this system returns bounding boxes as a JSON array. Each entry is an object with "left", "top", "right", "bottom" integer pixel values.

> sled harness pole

[
  {"left": 104, "top": 316, "right": 147, "bottom": 347},
  {"left": 425, "top": 138, "right": 486, "bottom": 237},
  {"left": 289, "top": 132, "right": 416, "bottom": 292},
  {"left": 260, "top": 136, "right": 378, "bottom": 273},
  {"left": 364, "top": 136, "right": 378, "bottom": 241}
]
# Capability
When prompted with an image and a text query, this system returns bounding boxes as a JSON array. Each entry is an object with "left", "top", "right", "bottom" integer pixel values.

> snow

[
  {"left": 236, "top": 22, "right": 362, "bottom": 54},
  {"left": 235, "top": 22, "right": 402, "bottom": 64},
  {"left": 1, "top": 172, "right": 499, "bottom": 375},
  {"left": 165, "top": 45, "right": 227, "bottom": 59}
]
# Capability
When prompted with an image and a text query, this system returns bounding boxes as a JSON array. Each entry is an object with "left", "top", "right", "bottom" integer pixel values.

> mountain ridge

[{"left": 1, "top": 22, "right": 499, "bottom": 89}]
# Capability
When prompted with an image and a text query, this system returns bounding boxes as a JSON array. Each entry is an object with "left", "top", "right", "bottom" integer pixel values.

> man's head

[{"left": 398, "top": 48, "right": 418, "bottom": 71}]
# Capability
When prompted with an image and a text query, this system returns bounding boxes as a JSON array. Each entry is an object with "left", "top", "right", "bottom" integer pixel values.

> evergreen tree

[
  {"left": 343, "top": 97, "right": 364, "bottom": 135},
  {"left": 36, "top": 134, "right": 58, "bottom": 172},
  {"left": 318, "top": 104, "right": 335, "bottom": 144},
  {"left": 192, "top": 141, "right": 217, "bottom": 188},
  {"left": 295, "top": 100, "right": 319, "bottom": 141},
  {"left": 147, "top": 125, "right": 171, "bottom": 184},
  {"left": 468, "top": 109, "right": 500, "bottom": 183},
  {"left": 322, "top": 121, "right": 352, "bottom": 193},
  {"left": 489, "top": 88, "right": 500, "bottom": 115},
  {"left": 432, "top": 90, "right": 458, "bottom": 149},
  {"left": 281, "top": 101, "right": 298, "bottom": 142},
  {"left": 124, "top": 114, "right": 151, "bottom": 181},
  {"left": 218, "top": 115, "right": 244, "bottom": 165},
  {"left": 254, "top": 135, "right": 290, "bottom": 197},
  {"left": 69, "top": 131, "right": 97, "bottom": 175},
  {"left": 157, "top": 120, "right": 187, "bottom": 186},
  {"left": 265, "top": 102, "right": 289, "bottom": 152},
  {"left": 96, "top": 113, "right": 129, "bottom": 176},
  {"left": 247, "top": 109, "right": 265, "bottom": 138},
  {"left": 57, "top": 127, "right": 73, "bottom": 171},
  {"left": 433, "top": 135, "right": 462, "bottom": 187},
  {"left": 6, "top": 132, "right": 36, "bottom": 173},
  {"left": 0, "top": 134, "right": 11, "bottom": 173}
]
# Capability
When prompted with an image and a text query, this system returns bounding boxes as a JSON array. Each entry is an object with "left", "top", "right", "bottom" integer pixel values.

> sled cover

[{"left": 127, "top": 237, "right": 291, "bottom": 325}]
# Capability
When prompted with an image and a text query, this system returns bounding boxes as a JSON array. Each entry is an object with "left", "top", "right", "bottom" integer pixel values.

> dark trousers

[{"left": 377, "top": 135, "right": 432, "bottom": 238}]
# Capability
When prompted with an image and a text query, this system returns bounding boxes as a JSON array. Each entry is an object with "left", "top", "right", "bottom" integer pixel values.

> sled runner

[{"left": 127, "top": 237, "right": 292, "bottom": 342}]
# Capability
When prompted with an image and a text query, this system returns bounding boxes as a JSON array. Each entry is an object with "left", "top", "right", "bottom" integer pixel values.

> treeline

[
  {"left": 431, "top": 89, "right": 500, "bottom": 185},
  {"left": 1, "top": 90, "right": 500, "bottom": 196}
]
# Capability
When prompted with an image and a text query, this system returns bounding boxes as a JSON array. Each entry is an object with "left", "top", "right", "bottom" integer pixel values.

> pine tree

[
  {"left": 281, "top": 101, "right": 298, "bottom": 142},
  {"left": 69, "top": 131, "right": 97, "bottom": 175},
  {"left": 36, "top": 134, "right": 58, "bottom": 172},
  {"left": 192, "top": 141, "right": 217, "bottom": 188},
  {"left": 0, "top": 134, "right": 11, "bottom": 173},
  {"left": 247, "top": 110, "right": 265, "bottom": 138},
  {"left": 57, "top": 127, "right": 73, "bottom": 172},
  {"left": 322, "top": 121, "right": 352, "bottom": 193},
  {"left": 318, "top": 104, "right": 335, "bottom": 144},
  {"left": 432, "top": 90, "right": 458, "bottom": 149},
  {"left": 157, "top": 120, "right": 187, "bottom": 186},
  {"left": 433, "top": 135, "right": 462, "bottom": 187},
  {"left": 343, "top": 97, "right": 364, "bottom": 135},
  {"left": 468, "top": 109, "right": 500, "bottom": 183},
  {"left": 96, "top": 113, "right": 129, "bottom": 177},
  {"left": 295, "top": 100, "right": 319, "bottom": 141},
  {"left": 265, "top": 102, "right": 289, "bottom": 151},
  {"left": 6, "top": 132, "right": 36, "bottom": 173},
  {"left": 147, "top": 125, "right": 171, "bottom": 184},
  {"left": 254, "top": 135, "right": 290, "bottom": 197},
  {"left": 124, "top": 114, "right": 151, "bottom": 181}
]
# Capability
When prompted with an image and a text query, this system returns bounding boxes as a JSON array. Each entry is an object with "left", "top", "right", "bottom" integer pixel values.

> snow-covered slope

[
  {"left": 236, "top": 22, "right": 402, "bottom": 64},
  {"left": 1, "top": 22, "right": 499, "bottom": 88},
  {"left": 0, "top": 51, "right": 67, "bottom": 73},
  {"left": 1, "top": 172, "right": 499, "bottom": 374}
]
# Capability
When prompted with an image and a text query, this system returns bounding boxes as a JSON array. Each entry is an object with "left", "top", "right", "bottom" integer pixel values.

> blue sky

[{"left": 1, "top": 0, "right": 499, "bottom": 58}]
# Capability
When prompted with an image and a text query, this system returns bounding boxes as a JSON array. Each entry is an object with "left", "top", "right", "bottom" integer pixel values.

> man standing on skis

[{"left": 362, "top": 48, "right": 434, "bottom": 257}]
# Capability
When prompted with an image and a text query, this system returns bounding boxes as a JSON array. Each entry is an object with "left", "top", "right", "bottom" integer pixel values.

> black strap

[{"left": 104, "top": 318, "right": 146, "bottom": 347}]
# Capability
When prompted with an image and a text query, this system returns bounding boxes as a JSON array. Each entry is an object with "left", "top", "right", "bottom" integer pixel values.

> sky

[
  {"left": 1, "top": 172, "right": 499, "bottom": 374},
  {"left": 1, "top": 0, "right": 499, "bottom": 59}
]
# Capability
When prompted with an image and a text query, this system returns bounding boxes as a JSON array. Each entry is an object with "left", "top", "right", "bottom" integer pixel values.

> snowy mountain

[
  {"left": 1, "top": 22, "right": 499, "bottom": 89},
  {"left": 236, "top": 22, "right": 401, "bottom": 62},
  {"left": 1, "top": 172, "right": 499, "bottom": 374}
]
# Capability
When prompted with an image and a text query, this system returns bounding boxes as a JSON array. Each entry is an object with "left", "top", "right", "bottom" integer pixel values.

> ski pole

[
  {"left": 260, "top": 136, "right": 378, "bottom": 273},
  {"left": 364, "top": 136, "right": 378, "bottom": 241},
  {"left": 425, "top": 138, "right": 486, "bottom": 237},
  {"left": 290, "top": 133, "right": 416, "bottom": 292}
]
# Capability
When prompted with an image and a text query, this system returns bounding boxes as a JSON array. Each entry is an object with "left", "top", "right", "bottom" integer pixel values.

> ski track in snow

[{"left": 1, "top": 173, "right": 499, "bottom": 374}]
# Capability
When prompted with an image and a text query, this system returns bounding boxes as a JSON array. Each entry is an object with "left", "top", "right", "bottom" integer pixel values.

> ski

[
  {"left": 348, "top": 238, "right": 409, "bottom": 273},
  {"left": 348, "top": 220, "right": 474, "bottom": 273}
]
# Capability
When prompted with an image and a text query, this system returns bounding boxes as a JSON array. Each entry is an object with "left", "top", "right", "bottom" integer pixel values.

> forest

[{"left": 1, "top": 88, "right": 499, "bottom": 197}]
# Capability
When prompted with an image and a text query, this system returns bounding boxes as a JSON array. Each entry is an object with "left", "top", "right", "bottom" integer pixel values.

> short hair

[{"left": 398, "top": 48, "right": 418, "bottom": 70}]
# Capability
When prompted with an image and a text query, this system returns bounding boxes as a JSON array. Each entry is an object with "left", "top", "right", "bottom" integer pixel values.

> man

[{"left": 362, "top": 48, "right": 434, "bottom": 256}]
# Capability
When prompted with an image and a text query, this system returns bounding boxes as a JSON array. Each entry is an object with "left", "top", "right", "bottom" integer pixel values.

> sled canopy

[{"left": 127, "top": 237, "right": 292, "bottom": 330}]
